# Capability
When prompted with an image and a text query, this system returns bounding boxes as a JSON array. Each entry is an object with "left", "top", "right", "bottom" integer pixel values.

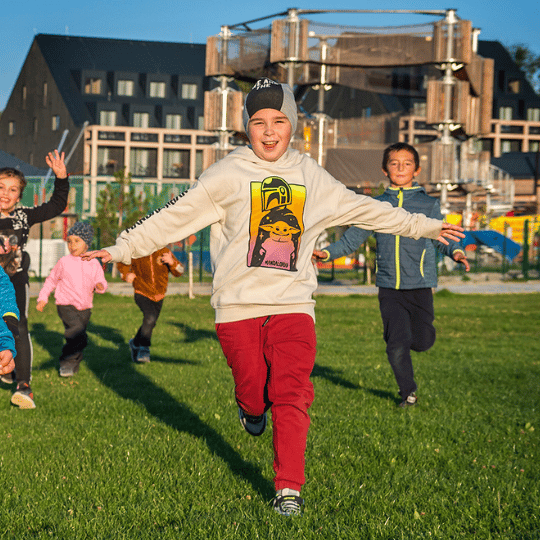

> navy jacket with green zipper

[{"left": 322, "top": 184, "right": 465, "bottom": 289}]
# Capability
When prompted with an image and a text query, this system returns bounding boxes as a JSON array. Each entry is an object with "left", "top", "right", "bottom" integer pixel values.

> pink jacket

[{"left": 38, "top": 254, "right": 108, "bottom": 310}]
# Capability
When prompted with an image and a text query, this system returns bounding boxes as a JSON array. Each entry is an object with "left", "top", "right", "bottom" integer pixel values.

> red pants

[{"left": 216, "top": 313, "right": 316, "bottom": 492}]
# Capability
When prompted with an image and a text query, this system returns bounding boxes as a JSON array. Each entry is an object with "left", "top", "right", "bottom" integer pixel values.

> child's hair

[
  {"left": 382, "top": 143, "right": 420, "bottom": 173},
  {"left": 0, "top": 168, "right": 27, "bottom": 197}
]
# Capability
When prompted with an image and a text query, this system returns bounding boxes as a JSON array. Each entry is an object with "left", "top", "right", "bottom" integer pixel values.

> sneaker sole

[{"left": 11, "top": 393, "right": 36, "bottom": 409}]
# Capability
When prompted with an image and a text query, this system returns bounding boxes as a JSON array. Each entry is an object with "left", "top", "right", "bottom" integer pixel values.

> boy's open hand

[
  {"left": 45, "top": 150, "right": 67, "bottom": 179},
  {"left": 437, "top": 223, "right": 465, "bottom": 245},
  {"left": 453, "top": 251, "right": 470, "bottom": 272},
  {"left": 0, "top": 349, "right": 15, "bottom": 375},
  {"left": 83, "top": 250, "right": 112, "bottom": 263}
]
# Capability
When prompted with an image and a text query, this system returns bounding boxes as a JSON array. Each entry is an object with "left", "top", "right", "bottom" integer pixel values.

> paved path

[{"left": 28, "top": 274, "right": 540, "bottom": 298}]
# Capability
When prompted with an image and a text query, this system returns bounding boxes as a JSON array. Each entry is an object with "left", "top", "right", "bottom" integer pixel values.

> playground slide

[{"left": 461, "top": 230, "right": 521, "bottom": 261}]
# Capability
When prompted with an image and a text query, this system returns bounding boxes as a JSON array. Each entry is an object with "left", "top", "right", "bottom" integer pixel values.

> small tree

[
  {"left": 508, "top": 43, "right": 540, "bottom": 93},
  {"left": 94, "top": 169, "right": 150, "bottom": 249}
]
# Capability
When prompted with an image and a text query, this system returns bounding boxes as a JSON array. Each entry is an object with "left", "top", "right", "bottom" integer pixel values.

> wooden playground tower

[{"left": 204, "top": 8, "right": 511, "bottom": 220}]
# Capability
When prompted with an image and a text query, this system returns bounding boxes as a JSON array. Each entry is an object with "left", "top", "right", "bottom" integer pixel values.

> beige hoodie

[{"left": 105, "top": 147, "right": 442, "bottom": 323}]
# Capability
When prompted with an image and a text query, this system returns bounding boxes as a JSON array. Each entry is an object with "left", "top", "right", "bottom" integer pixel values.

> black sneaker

[
  {"left": 129, "top": 339, "right": 139, "bottom": 363},
  {"left": 0, "top": 372, "right": 15, "bottom": 384},
  {"left": 11, "top": 383, "right": 36, "bottom": 409},
  {"left": 238, "top": 408, "right": 267, "bottom": 436},
  {"left": 136, "top": 346, "right": 151, "bottom": 363},
  {"left": 59, "top": 364, "right": 75, "bottom": 377},
  {"left": 272, "top": 493, "right": 304, "bottom": 517},
  {"left": 399, "top": 392, "right": 418, "bottom": 408}
]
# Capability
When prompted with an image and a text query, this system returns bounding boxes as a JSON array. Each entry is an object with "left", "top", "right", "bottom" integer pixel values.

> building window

[
  {"left": 527, "top": 108, "right": 540, "bottom": 122},
  {"left": 33, "top": 117, "right": 38, "bottom": 134},
  {"left": 100, "top": 110, "right": 117, "bottom": 126},
  {"left": 163, "top": 149, "right": 190, "bottom": 178},
  {"left": 499, "top": 106, "right": 513, "bottom": 120},
  {"left": 8, "top": 122, "right": 15, "bottom": 136},
  {"left": 51, "top": 115, "right": 60, "bottom": 131},
  {"left": 84, "top": 77, "right": 102, "bottom": 94},
  {"left": 22, "top": 86, "right": 27, "bottom": 109},
  {"left": 133, "top": 112, "right": 149, "bottom": 128},
  {"left": 181, "top": 84, "right": 197, "bottom": 100},
  {"left": 130, "top": 148, "right": 158, "bottom": 177},
  {"left": 530, "top": 141, "right": 540, "bottom": 152},
  {"left": 149, "top": 81, "right": 166, "bottom": 98},
  {"left": 413, "top": 102, "right": 426, "bottom": 117},
  {"left": 166, "top": 114, "right": 182, "bottom": 129},
  {"left": 97, "top": 147, "right": 124, "bottom": 176},
  {"left": 197, "top": 116, "right": 205, "bottom": 130},
  {"left": 43, "top": 82, "right": 48, "bottom": 107},
  {"left": 117, "top": 79, "right": 134, "bottom": 96},
  {"left": 501, "top": 140, "right": 520, "bottom": 153},
  {"left": 196, "top": 150, "right": 204, "bottom": 177},
  {"left": 507, "top": 79, "right": 521, "bottom": 94}
]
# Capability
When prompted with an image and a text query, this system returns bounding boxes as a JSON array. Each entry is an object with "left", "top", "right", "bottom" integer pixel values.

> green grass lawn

[{"left": 0, "top": 292, "right": 538, "bottom": 539}]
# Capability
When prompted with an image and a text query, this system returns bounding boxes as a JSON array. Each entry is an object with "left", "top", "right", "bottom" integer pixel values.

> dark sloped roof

[
  {"left": 35, "top": 34, "right": 207, "bottom": 125},
  {"left": 492, "top": 152, "right": 540, "bottom": 179},
  {"left": 0, "top": 150, "right": 48, "bottom": 176}
]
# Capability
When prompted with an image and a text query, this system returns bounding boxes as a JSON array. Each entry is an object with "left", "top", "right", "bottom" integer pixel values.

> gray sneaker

[{"left": 238, "top": 408, "right": 267, "bottom": 436}]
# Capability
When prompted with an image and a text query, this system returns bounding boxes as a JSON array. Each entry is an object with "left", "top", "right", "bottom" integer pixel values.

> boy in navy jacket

[{"left": 314, "top": 142, "right": 470, "bottom": 407}]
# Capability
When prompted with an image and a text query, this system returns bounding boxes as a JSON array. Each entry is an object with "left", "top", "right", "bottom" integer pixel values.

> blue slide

[{"left": 461, "top": 230, "right": 521, "bottom": 261}]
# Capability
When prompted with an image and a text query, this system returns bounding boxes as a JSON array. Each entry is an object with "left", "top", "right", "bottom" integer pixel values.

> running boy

[
  {"left": 84, "top": 78, "right": 464, "bottom": 516},
  {"left": 37, "top": 222, "right": 107, "bottom": 378},
  {"left": 314, "top": 142, "right": 470, "bottom": 407},
  {"left": 0, "top": 150, "right": 69, "bottom": 407},
  {"left": 117, "top": 247, "right": 184, "bottom": 363}
]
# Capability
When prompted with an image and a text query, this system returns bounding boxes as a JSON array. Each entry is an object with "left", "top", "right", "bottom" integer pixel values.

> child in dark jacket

[
  {"left": 0, "top": 150, "right": 69, "bottom": 408},
  {"left": 314, "top": 142, "right": 470, "bottom": 407},
  {"left": 117, "top": 247, "right": 183, "bottom": 363}
]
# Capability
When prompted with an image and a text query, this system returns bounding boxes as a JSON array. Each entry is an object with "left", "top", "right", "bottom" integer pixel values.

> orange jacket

[{"left": 117, "top": 247, "right": 183, "bottom": 302}]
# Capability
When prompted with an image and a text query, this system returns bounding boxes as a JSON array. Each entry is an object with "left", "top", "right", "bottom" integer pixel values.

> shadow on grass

[
  {"left": 311, "top": 363, "right": 359, "bottom": 389},
  {"left": 30, "top": 320, "right": 275, "bottom": 501},
  {"left": 167, "top": 321, "right": 219, "bottom": 344},
  {"left": 312, "top": 362, "right": 399, "bottom": 404}
]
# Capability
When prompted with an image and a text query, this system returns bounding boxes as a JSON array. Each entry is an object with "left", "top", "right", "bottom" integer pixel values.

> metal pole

[
  {"left": 439, "top": 9, "right": 457, "bottom": 216},
  {"left": 286, "top": 8, "right": 299, "bottom": 89}
]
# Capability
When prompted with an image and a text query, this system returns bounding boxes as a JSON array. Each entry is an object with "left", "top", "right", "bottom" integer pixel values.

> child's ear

[
  {"left": 381, "top": 168, "right": 389, "bottom": 177},
  {"left": 413, "top": 167, "right": 421, "bottom": 176}
]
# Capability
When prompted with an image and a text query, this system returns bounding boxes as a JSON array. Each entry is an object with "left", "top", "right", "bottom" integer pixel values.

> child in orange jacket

[{"left": 117, "top": 247, "right": 183, "bottom": 363}]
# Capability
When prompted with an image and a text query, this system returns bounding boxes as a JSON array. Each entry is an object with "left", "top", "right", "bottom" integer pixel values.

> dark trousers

[
  {"left": 378, "top": 287, "right": 435, "bottom": 398},
  {"left": 133, "top": 293, "right": 163, "bottom": 348},
  {"left": 57, "top": 304, "right": 92, "bottom": 370},
  {"left": 13, "top": 282, "right": 32, "bottom": 384}
]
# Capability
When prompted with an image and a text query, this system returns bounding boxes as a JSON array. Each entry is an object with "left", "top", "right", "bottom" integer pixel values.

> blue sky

[{"left": 2, "top": 0, "right": 539, "bottom": 110}]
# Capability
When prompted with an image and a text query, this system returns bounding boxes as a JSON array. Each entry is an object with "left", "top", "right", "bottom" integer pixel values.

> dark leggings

[
  {"left": 57, "top": 304, "right": 92, "bottom": 366},
  {"left": 133, "top": 293, "right": 163, "bottom": 348},
  {"left": 13, "top": 282, "right": 32, "bottom": 384}
]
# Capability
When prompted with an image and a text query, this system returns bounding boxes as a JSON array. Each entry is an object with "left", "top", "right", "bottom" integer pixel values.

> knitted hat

[
  {"left": 67, "top": 222, "right": 94, "bottom": 248},
  {"left": 242, "top": 78, "right": 298, "bottom": 134}
]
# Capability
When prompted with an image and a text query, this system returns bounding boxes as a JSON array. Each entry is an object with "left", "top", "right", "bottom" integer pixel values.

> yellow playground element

[{"left": 489, "top": 216, "right": 540, "bottom": 245}]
